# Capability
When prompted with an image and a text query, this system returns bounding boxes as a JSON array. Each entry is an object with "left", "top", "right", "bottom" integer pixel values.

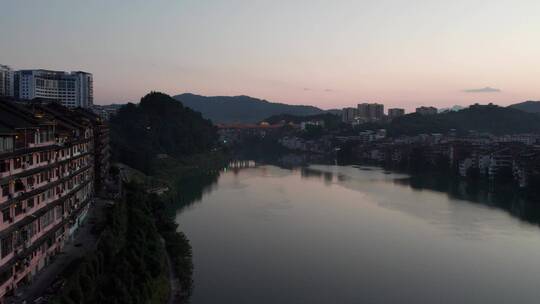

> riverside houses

[{"left": 0, "top": 98, "right": 108, "bottom": 302}]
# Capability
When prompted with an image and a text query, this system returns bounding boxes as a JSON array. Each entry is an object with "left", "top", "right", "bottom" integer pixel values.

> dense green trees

[
  {"left": 387, "top": 104, "right": 540, "bottom": 136},
  {"left": 51, "top": 92, "right": 223, "bottom": 303},
  {"left": 51, "top": 183, "right": 193, "bottom": 304},
  {"left": 110, "top": 92, "right": 218, "bottom": 174}
]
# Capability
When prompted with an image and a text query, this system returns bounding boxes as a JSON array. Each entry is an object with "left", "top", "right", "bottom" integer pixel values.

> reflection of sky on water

[{"left": 177, "top": 164, "right": 540, "bottom": 304}]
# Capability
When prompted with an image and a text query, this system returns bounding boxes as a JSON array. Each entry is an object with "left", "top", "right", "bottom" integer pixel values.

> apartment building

[
  {"left": 16, "top": 70, "right": 93, "bottom": 108},
  {"left": 357, "top": 103, "right": 384, "bottom": 122},
  {"left": 0, "top": 98, "right": 108, "bottom": 301},
  {"left": 0, "top": 66, "right": 14, "bottom": 98},
  {"left": 341, "top": 107, "right": 357, "bottom": 123},
  {"left": 0, "top": 66, "right": 93, "bottom": 109}
]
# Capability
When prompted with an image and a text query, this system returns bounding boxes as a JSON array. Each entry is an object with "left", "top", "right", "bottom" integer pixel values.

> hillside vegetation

[
  {"left": 387, "top": 104, "right": 540, "bottom": 136},
  {"left": 110, "top": 92, "right": 217, "bottom": 174},
  {"left": 51, "top": 183, "right": 193, "bottom": 304}
]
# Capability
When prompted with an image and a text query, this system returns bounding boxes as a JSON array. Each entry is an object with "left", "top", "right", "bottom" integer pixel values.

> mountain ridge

[
  {"left": 508, "top": 100, "right": 540, "bottom": 113},
  {"left": 173, "top": 93, "right": 326, "bottom": 123}
]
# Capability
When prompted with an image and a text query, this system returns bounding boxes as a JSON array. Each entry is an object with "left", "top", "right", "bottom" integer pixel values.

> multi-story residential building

[
  {"left": 341, "top": 107, "right": 357, "bottom": 123},
  {"left": 387, "top": 108, "right": 405, "bottom": 119},
  {"left": 0, "top": 66, "right": 14, "bottom": 98},
  {"left": 15, "top": 70, "right": 93, "bottom": 108},
  {"left": 0, "top": 97, "right": 108, "bottom": 301},
  {"left": 357, "top": 103, "right": 384, "bottom": 121},
  {"left": 415, "top": 106, "right": 438, "bottom": 115},
  {"left": 74, "top": 109, "right": 110, "bottom": 193}
]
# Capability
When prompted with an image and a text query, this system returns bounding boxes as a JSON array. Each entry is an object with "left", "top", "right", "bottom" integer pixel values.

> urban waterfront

[{"left": 176, "top": 164, "right": 540, "bottom": 304}]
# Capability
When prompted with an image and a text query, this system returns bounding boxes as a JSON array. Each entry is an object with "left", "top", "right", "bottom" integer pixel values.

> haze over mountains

[
  {"left": 166, "top": 93, "right": 540, "bottom": 126},
  {"left": 173, "top": 93, "right": 325, "bottom": 124}
]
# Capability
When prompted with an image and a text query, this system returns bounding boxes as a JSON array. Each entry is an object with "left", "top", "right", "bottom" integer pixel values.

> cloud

[
  {"left": 303, "top": 88, "right": 335, "bottom": 92},
  {"left": 463, "top": 87, "right": 501, "bottom": 93}
]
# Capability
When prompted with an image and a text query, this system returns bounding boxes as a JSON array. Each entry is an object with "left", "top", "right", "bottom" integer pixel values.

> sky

[{"left": 1, "top": 0, "right": 539, "bottom": 111}]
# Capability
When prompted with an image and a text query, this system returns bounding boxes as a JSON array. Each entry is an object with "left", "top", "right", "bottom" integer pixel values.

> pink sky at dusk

[{"left": 1, "top": 0, "right": 539, "bottom": 111}]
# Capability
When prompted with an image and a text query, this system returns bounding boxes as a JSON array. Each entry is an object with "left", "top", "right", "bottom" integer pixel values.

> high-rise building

[
  {"left": 15, "top": 70, "right": 93, "bottom": 108},
  {"left": 357, "top": 103, "right": 384, "bottom": 121},
  {"left": 416, "top": 106, "right": 438, "bottom": 115},
  {"left": 388, "top": 108, "right": 405, "bottom": 119},
  {"left": 0, "top": 98, "right": 109, "bottom": 301},
  {"left": 341, "top": 107, "right": 357, "bottom": 123},
  {"left": 0, "top": 66, "right": 14, "bottom": 98}
]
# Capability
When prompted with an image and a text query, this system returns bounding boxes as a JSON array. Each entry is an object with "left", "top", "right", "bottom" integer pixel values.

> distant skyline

[{"left": 1, "top": 0, "right": 539, "bottom": 111}]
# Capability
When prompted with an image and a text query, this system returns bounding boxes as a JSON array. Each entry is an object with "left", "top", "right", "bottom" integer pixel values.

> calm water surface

[{"left": 175, "top": 165, "right": 540, "bottom": 304}]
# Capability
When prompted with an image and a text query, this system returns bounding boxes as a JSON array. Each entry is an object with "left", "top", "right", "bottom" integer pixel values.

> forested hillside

[
  {"left": 387, "top": 104, "right": 540, "bottom": 136},
  {"left": 110, "top": 92, "right": 217, "bottom": 174}
]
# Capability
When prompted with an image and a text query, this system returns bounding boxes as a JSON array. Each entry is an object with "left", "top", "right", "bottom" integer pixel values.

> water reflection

[
  {"left": 394, "top": 174, "right": 540, "bottom": 228},
  {"left": 177, "top": 164, "right": 540, "bottom": 304},
  {"left": 290, "top": 165, "right": 540, "bottom": 230},
  {"left": 299, "top": 167, "right": 333, "bottom": 185},
  {"left": 173, "top": 171, "right": 221, "bottom": 212}
]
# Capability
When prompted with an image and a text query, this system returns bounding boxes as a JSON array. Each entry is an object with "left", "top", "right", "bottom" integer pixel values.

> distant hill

[
  {"left": 387, "top": 104, "right": 540, "bottom": 136},
  {"left": 173, "top": 93, "right": 325, "bottom": 123},
  {"left": 326, "top": 109, "right": 342, "bottom": 116},
  {"left": 508, "top": 101, "right": 540, "bottom": 113}
]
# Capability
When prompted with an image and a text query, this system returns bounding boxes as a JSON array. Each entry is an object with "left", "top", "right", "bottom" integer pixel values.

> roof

[
  {"left": 0, "top": 102, "right": 37, "bottom": 129},
  {"left": 0, "top": 123, "right": 16, "bottom": 135}
]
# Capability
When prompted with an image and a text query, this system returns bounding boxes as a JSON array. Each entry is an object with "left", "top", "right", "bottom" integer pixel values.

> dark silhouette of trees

[{"left": 110, "top": 92, "right": 218, "bottom": 174}]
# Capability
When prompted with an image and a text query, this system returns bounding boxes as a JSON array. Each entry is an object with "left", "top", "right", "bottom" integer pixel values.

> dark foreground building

[{"left": 0, "top": 97, "right": 109, "bottom": 301}]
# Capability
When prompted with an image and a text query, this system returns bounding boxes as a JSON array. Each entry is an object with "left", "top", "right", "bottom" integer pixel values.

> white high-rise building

[
  {"left": 0, "top": 65, "right": 14, "bottom": 97},
  {"left": 16, "top": 69, "right": 93, "bottom": 108}
]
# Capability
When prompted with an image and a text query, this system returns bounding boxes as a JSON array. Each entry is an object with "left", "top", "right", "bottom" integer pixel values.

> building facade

[
  {"left": 16, "top": 70, "right": 93, "bottom": 108},
  {"left": 0, "top": 66, "right": 14, "bottom": 98},
  {"left": 357, "top": 103, "right": 384, "bottom": 121},
  {"left": 341, "top": 107, "right": 357, "bottom": 123},
  {"left": 0, "top": 98, "right": 108, "bottom": 301}
]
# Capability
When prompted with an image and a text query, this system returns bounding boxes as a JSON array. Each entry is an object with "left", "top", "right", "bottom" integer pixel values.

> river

[{"left": 175, "top": 164, "right": 540, "bottom": 304}]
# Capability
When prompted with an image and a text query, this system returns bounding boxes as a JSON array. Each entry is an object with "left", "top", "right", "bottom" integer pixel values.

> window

[
  {"left": 2, "top": 208, "right": 10, "bottom": 222},
  {"left": 1, "top": 184, "right": 9, "bottom": 197},
  {"left": 55, "top": 205, "right": 62, "bottom": 220},
  {"left": 25, "top": 154, "right": 33, "bottom": 166},
  {"left": 27, "top": 197, "right": 35, "bottom": 209},
  {"left": 0, "top": 160, "right": 9, "bottom": 173},
  {"left": 13, "top": 157, "right": 22, "bottom": 169},
  {"left": 0, "top": 269, "right": 12, "bottom": 286},
  {"left": 39, "top": 210, "right": 54, "bottom": 229},
  {"left": 14, "top": 202, "right": 23, "bottom": 216},
  {"left": 14, "top": 179, "right": 24, "bottom": 192},
  {"left": 27, "top": 176, "right": 35, "bottom": 187},
  {"left": 0, "top": 137, "right": 14, "bottom": 153},
  {"left": 1, "top": 235, "right": 12, "bottom": 258}
]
